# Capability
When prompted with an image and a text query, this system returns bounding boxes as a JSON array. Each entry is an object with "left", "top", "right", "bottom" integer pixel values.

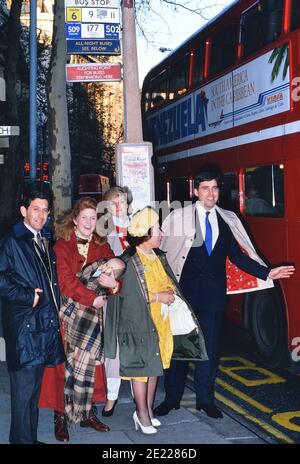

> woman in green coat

[{"left": 104, "top": 207, "right": 207, "bottom": 435}]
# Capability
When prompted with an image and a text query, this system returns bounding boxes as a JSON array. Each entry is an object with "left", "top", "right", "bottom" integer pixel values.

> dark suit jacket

[
  {"left": 179, "top": 212, "right": 270, "bottom": 313},
  {"left": 0, "top": 221, "right": 65, "bottom": 371}
]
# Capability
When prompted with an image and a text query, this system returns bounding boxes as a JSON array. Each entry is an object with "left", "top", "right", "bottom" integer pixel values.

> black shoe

[
  {"left": 153, "top": 401, "right": 180, "bottom": 417},
  {"left": 196, "top": 402, "right": 223, "bottom": 419},
  {"left": 102, "top": 399, "right": 118, "bottom": 417}
]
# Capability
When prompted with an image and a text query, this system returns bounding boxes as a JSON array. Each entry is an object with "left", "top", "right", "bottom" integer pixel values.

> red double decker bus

[{"left": 142, "top": 0, "right": 300, "bottom": 368}]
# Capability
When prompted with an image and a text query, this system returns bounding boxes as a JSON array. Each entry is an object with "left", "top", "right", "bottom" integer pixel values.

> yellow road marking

[
  {"left": 220, "top": 356, "right": 256, "bottom": 366},
  {"left": 272, "top": 411, "right": 300, "bottom": 432},
  {"left": 219, "top": 366, "right": 286, "bottom": 386},
  {"left": 218, "top": 357, "right": 286, "bottom": 386},
  {"left": 216, "top": 377, "right": 272, "bottom": 413},
  {"left": 215, "top": 392, "right": 294, "bottom": 444},
  {"left": 189, "top": 358, "right": 297, "bottom": 440}
]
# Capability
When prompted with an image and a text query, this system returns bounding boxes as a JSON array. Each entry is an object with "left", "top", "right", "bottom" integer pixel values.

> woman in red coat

[{"left": 39, "top": 197, "right": 119, "bottom": 442}]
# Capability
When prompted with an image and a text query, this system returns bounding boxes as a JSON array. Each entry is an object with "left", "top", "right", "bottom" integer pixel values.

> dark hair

[
  {"left": 194, "top": 163, "right": 224, "bottom": 189},
  {"left": 126, "top": 228, "right": 153, "bottom": 248},
  {"left": 19, "top": 187, "right": 53, "bottom": 210}
]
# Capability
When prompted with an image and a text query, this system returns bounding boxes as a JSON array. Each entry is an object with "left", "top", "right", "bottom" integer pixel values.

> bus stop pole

[
  {"left": 122, "top": 0, "right": 143, "bottom": 143},
  {"left": 115, "top": 2, "right": 155, "bottom": 212},
  {"left": 29, "top": 0, "right": 37, "bottom": 182}
]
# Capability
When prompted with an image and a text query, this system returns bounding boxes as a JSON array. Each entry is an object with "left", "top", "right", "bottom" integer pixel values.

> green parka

[{"left": 104, "top": 248, "right": 207, "bottom": 378}]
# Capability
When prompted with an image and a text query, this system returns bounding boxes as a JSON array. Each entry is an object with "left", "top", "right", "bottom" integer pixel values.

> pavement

[{"left": 0, "top": 361, "right": 268, "bottom": 446}]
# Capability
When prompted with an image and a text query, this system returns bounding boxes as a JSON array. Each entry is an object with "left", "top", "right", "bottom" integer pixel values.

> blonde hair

[
  {"left": 55, "top": 196, "right": 106, "bottom": 245},
  {"left": 103, "top": 186, "right": 133, "bottom": 216}
]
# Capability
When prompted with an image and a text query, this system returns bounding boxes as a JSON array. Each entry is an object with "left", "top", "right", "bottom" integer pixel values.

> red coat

[
  {"left": 39, "top": 233, "right": 114, "bottom": 413},
  {"left": 54, "top": 233, "right": 114, "bottom": 306}
]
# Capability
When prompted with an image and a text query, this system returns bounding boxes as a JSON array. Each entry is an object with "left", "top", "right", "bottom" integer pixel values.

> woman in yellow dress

[{"left": 105, "top": 207, "right": 207, "bottom": 434}]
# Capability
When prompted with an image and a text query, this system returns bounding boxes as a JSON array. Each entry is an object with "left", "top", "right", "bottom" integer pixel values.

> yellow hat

[{"left": 128, "top": 207, "right": 159, "bottom": 237}]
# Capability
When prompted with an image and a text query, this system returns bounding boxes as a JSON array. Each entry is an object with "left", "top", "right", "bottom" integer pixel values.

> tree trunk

[
  {"left": 0, "top": 0, "right": 22, "bottom": 237},
  {"left": 48, "top": 0, "right": 71, "bottom": 222}
]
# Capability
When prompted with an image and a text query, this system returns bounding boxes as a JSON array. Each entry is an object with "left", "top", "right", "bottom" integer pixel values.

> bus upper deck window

[
  {"left": 290, "top": 0, "right": 300, "bottom": 31},
  {"left": 149, "top": 70, "right": 168, "bottom": 109},
  {"left": 169, "top": 54, "right": 189, "bottom": 100},
  {"left": 210, "top": 23, "right": 238, "bottom": 75},
  {"left": 192, "top": 44, "right": 205, "bottom": 86},
  {"left": 241, "top": 0, "right": 283, "bottom": 57}
]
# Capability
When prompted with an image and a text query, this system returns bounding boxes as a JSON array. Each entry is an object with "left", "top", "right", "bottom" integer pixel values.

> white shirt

[
  {"left": 24, "top": 222, "right": 45, "bottom": 250},
  {"left": 195, "top": 202, "right": 219, "bottom": 250},
  {"left": 24, "top": 222, "right": 41, "bottom": 240}
]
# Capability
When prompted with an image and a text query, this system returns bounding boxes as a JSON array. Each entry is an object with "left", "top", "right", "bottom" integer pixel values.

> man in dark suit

[
  {"left": 154, "top": 164, "right": 294, "bottom": 419},
  {"left": 0, "top": 188, "right": 65, "bottom": 443}
]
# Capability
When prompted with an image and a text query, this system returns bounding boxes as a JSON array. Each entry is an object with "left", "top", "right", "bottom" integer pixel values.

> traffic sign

[
  {"left": 66, "top": 38, "right": 121, "bottom": 54},
  {"left": 81, "top": 8, "right": 119, "bottom": 23},
  {"left": 66, "top": 7, "right": 82, "bottom": 22},
  {"left": 0, "top": 138, "right": 9, "bottom": 148},
  {"left": 0, "top": 126, "right": 20, "bottom": 136},
  {"left": 65, "top": 7, "right": 119, "bottom": 23},
  {"left": 65, "top": 0, "right": 120, "bottom": 7},
  {"left": 0, "top": 77, "right": 5, "bottom": 101},
  {"left": 66, "top": 62, "right": 121, "bottom": 82},
  {"left": 65, "top": 23, "right": 120, "bottom": 39}
]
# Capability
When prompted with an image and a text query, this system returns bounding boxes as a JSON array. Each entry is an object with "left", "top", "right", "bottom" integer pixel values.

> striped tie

[{"left": 36, "top": 233, "right": 44, "bottom": 251}]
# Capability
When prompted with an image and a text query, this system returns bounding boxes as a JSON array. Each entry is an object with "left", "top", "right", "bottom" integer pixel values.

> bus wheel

[{"left": 248, "top": 288, "right": 287, "bottom": 369}]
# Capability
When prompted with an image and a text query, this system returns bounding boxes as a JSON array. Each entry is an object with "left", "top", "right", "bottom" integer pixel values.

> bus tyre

[{"left": 249, "top": 288, "right": 287, "bottom": 369}]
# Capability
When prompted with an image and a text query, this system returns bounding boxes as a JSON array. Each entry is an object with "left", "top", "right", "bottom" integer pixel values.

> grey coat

[{"left": 104, "top": 248, "right": 207, "bottom": 378}]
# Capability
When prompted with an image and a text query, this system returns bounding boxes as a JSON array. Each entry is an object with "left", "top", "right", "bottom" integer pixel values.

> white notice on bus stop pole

[{"left": 115, "top": 143, "right": 155, "bottom": 214}]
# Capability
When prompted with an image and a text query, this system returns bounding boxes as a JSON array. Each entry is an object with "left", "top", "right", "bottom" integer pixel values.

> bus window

[
  {"left": 171, "top": 177, "right": 190, "bottom": 203},
  {"left": 290, "top": 0, "right": 300, "bottom": 32},
  {"left": 241, "top": 0, "right": 283, "bottom": 57},
  {"left": 219, "top": 172, "right": 239, "bottom": 213},
  {"left": 169, "top": 54, "right": 189, "bottom": 100},
  {"left": 144, "top": 91, "right": 151, "bottom": 112},
  {"left": 192, "top": 44, "right": 205, "bottom": 87},
  {"left": 210, "top": 23, "right": 238, "bottom": 75},
  {"left": 245, "top": 165, "right": 284, "bottom": 217},
  {"left": 150, "top": 69, "right": 168, "bottom": 109},
  {"left": 78, "top": 174, "right": 110, "bottom": 202}
]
